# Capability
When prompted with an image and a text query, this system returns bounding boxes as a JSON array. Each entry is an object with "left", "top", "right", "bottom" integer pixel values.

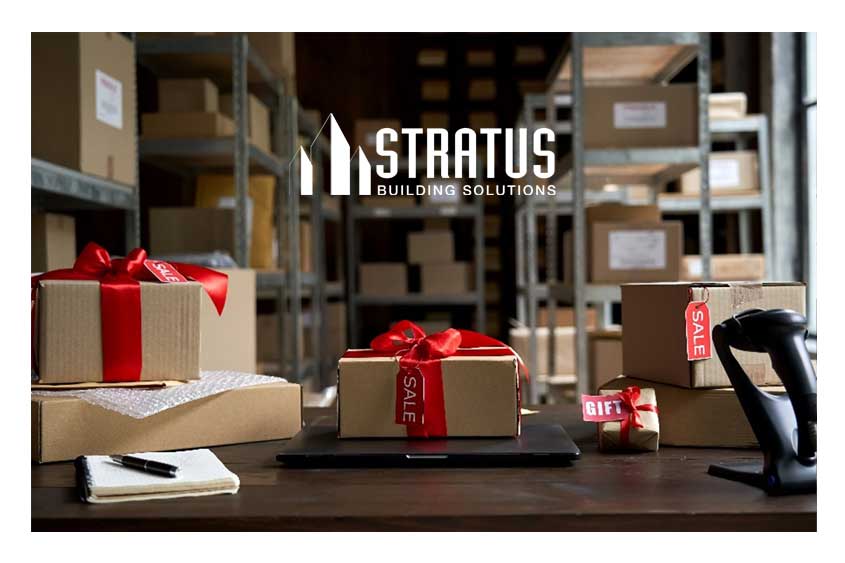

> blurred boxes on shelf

[
  {"left": 622, "top": 282, "right": 806, "bottom": 388},
  {"left": 584, "top": 85, "right": 698, "bottom": 149},
  {"left": 158, "top": 78, "right": 219, "bottom": 112},
  {"left": 469, "top": 112, "right": 497, "bottom": 130},
  {"left": 200, "top": 268, "right": 256, "bottom": 374},
  {"left": 31, "top": 213, "right": 76, "bottom": 273},
  {"left": 408, "top": 230, "right": 454, "bottom": 264},
  {"left": 421, "top": 111, "right": 449, "bottom": 130},
  {"left": 709, "top": 92, "right": 747, "bottom": 120},
  {"left": 142, "top": 112, "right": 235, "bottom": 138},
  {"left": 421, "top": 262, "right": 473, "bottom": 295},
  {"left": 589, "top": 328, "right": 623, "bottom": 392},
  {"left": 509, "top": 326, "right": 575, "bottom": 377},
  {"left": 601, "top": 376, "right": 778, "bottom": 447},
  {"left": 421, "top": 80, "right": 450, "bottom": 101},
  {"left": 359, "top": 195, "right": 415, "bottom": 208},
  {"left": 537, "top": 306, "right": 598, "bottom": 328},
  {"left": 468, "top": 79, "right": 496, "bottom": 100},
  {"left": 359, "top": 263, "right": 408, "bottom": 296},
  {"left": 681, "top": 254, "right": 765, "bottom": 281},
  {"left": 149, "top": 207, "right": 235, "bottom": 258},
  {"left": 304, "top": 302, "right": 348, "bottom": 361},
  {"left": 32, "top": 32, "right": 137, "bottom": 186},
  {"left": 421, "top": 180, "right": 463, "bottom": 206},
  {"left": 354, "top": 119, "right": 402, "bottom": 155},
  {"left": 220, "top": 93, "right": 272, "bottom": 153},
  {"left": 32, "top": 381, "right": 302, "bottom": 463},
  {"left": 417, "top": 48, "right": 447, "bottom": 67},
  {"left": 680, "top": 151, "right": 758, "bottom": 195},
  {"left": 244, "top": 32, "right": 296, "bottom": 83},
  {"left": 33, "top": 280, "right": 201, "bottom": 384}
]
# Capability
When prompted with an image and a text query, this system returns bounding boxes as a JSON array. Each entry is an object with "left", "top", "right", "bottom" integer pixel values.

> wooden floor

[{"left": 31, "top": 406, "right": 816, "bottom": 531}]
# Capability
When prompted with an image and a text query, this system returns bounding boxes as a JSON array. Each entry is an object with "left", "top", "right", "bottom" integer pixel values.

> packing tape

[{"left": 729, "top": 282, "right": 764, "bottom": 313}]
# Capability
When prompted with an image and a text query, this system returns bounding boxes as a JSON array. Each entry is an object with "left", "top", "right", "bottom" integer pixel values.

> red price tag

[
  {"left": 395, "top": 369, "right": 425, "bottom": 426},
  {"left": 581, "top": 393, "right": 629, "bottom": 422},
  {"left": 685, "top": 300, "right": 712, "bottom": 361},
  {"left": 144, "top": 260, "right": 188, "bottom": 284}
]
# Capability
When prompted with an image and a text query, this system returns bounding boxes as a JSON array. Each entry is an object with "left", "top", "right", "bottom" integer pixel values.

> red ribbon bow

[
  {"left": 617, "top": 386, "right": 658, "bottom": 447},
  {"left": 357, "top": 320, "right": 527, "bottom": 438},
  {"left": 31, "top": 242, "right": 228, "bottom": 382}
]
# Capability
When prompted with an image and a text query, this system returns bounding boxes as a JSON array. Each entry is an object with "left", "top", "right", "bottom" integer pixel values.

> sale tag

[
  {"left": 685, "top": 300, "right": 712, "bottom": 360},
  {"left": 581, "top": 393, "right": 629, "bottom": 423},
  {"left": 395, "top": 368, "right": 425, "bottom": 426},
  {"left": 144, "top": 260, "right": 188, "bottom": 284}
]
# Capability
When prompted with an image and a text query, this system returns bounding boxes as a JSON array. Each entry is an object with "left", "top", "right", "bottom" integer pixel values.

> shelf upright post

[
  {"left": 311, "top": 135, "right": 328, "bottom": 385},
  {"left": 232, "top": 34, "right": 250, "bottom": 268},
  {"left": 474, "top": 158, "right": 486, "bottom": 333},
  {"left": 697, "top": 33, "right": 712, "bottom": 279},
  {"left": 515, "top": 203, "right": 527, "bottom": 322},
  {"left": 572, "top": 33, "right": 589, "bottom": 402},
  {"left": 345, "top": 168, "right": 359, "bottom": 348},
  {"left": 523, "top": 102, "right": 540, "bottom": 404},
  {"left": 544, "top": 96, "right": 559, "bottom": 385},
  {"left": 126, "top": 32, "right": 141, "bottom": 251},
  {"left": 272, "top": 78, "right": 288, "bottom": 379},
  {"left": 283, "top": 95, "right": 302, "bottom": 381},
  {"left": 758, "top": 115, "right": 773, "bottom": 279}
]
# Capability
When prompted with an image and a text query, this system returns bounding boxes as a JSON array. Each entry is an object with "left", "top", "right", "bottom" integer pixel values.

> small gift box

[
  {"left": 583, "top": 386, "right": 659, "bottom": 452},
  {"left": 338, "top": 321, "right": 526, "bottom": 438},
  {"left": 32, "top": 243, "right": 228, "bottom": 384}
]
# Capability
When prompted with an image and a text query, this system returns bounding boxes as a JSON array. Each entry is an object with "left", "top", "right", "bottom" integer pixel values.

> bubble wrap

[{"left": 31, "top": 371, "right": 284, "bottom": 419}]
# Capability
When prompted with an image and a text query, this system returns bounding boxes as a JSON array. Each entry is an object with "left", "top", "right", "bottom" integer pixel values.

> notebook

[{"left": 75, "top": 449, "right": 240, "bottom": 504}]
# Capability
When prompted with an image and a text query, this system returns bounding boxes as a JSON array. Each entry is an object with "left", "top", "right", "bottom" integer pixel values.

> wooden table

[{"left": 31, "top": 406, "right": 816, "bottom": 531}]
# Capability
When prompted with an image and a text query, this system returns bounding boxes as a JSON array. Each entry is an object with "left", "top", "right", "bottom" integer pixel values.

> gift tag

[
  {"left": 581, "top": 393, "right": 628, "bottom": 423},
  {"left": 685, "top": 300, "right": 712, "bottom": 361},
  {"left": 395, "top": 368, "right": 425, "bottom": 426},
  {"left": 145, "top": 260, "right": 188, "bottom": 283}
]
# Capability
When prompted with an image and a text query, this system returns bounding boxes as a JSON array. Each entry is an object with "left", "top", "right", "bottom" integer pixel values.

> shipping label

[
  {"left": 710, "top": 158, "right": 742, "bottom": 189},
  {"left": 613, "top": 101, "right": 667, "bottom": 129},
  {"left": 685, "top": 300, "right": 712, "bottom": 361},
  {"left": 608, "top": 230, "right": 667, "bottom": 270},
  {"left": 95, "top": 69, "right": 123, "bottom": 130}
]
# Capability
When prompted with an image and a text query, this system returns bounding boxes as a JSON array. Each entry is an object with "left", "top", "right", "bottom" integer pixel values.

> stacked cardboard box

[
  {"left": 143, "top": 78, "right": 236, "bottom": 139},
  {"left": 681, "top": 254, "right": 765, "bottom": 281},
  {"left": 409, "top": 230, "right": 472, "bottom": 295},
  {"left": 31, "top": 213, "right": 76, "bottom": 273},
  {"left": 679, "top": 151, "right": 759, "bottom": 195}
]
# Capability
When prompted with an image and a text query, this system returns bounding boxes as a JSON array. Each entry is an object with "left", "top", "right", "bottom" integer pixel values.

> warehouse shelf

[
  {"left": 351, "top": 204, "right": 477, "bottom": 220},
  {"left": 139, "top": 138, "right": 286, "bottom": 176},
  {"left": 657, "top": 191, "right": 765, "bottom": 213},
  {"left": 354, "top": 293, "right": 479, "bottom": 306},
  {"left": 31, "top": 158, "right": 137, "bottom": 210}
]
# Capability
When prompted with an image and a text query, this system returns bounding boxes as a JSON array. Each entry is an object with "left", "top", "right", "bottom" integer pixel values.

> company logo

[{"left": 295, "top": 115, "right": 557, "bottom": 197}]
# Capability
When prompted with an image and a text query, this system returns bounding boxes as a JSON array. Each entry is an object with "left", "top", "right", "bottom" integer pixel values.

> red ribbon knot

[{"left": 618, "top": 386, "right": 658, "bottom": 446}]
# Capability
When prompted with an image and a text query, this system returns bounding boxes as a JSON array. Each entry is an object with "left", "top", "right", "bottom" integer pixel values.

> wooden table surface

[{"left": 31, "top": 405, "right": 816, "bottom": 531}]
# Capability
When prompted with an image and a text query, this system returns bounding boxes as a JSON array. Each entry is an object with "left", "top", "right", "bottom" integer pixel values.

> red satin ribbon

[
  {"left": 347, "top": 320, "right": 528, "bottom": 438},
  {"left": 617, "top": 386, "right": 658, "bottom": 447},
  {"left": 31, "top": 242, "right": 228, "bottom": 382}
]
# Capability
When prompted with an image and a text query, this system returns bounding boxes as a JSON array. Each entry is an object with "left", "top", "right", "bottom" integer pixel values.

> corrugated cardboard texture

[
  {"left": 32, "top": 33, "right": 137, "bottom": 186},
  {"left": 158, "top": 78, "right": 219, "bottom": 112},
  {"left": 338, "top": 354, "right": 519, "bottom": 438},
  {"left": 31, "top": 213, "right": 76, "bottom": 273},
  {"left": 598, "top": 387, "right": 659, "bottom": 451},
  {"left": 36, "top": 280, "right": 201, "bottom": 383},
  {"left": 509, "top": 327, "right": 575, "bottom": 376},
  {"left": 421, "top": 262, "right": 472, "bottom": 294},
  {"left": 602, "top": 376, "right": 783, "bottom": 447},
  {"left": 359, "top": 263, "right": 408, "bottom": 295},
  {"left": 200, "top": 269, "right": 256, "bottom": 373},
  {"left": 220, "top": 93, "right": 271, "bottom": 153},
  {"left": 584, "top": 85, "right": 698, "bottom": 149},
  {"left": 590, "top": 330, "right": 623, "bottom": 392},
  {"left": 591, "top": 221, "right": 682, "bottom": 283},
  {"left": 408, "top": 230, "right": 455, "bottom": 264},
  {"left": 149, "top": 207, "right": 235, "bottom": 258},
  {"left": 354, "top": 119, "right": 402, "bottom": 153},
  {"left": 141, "top": 112, "right": 235, "bottom": 138},
  {"left": 32, "top": 382, "right": 301, "bottom": 463},
  {"left": 680, "top": 151, "right": 758, "bottom": 194},
  {"left": 622, "top": 282, "right": 806, "bottom": 388},
  {"left": 681, "top": 254, "right": 766, "bottom": 281},
  {"left": 538, "top": 306, "right": 598, "bottom": 328}
]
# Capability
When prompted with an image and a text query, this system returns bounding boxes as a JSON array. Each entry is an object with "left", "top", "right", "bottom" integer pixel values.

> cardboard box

[
  {"left": 601, "top": 376, "right": 782, "bottom": 447},
  {"left": 338, "top": 353, "right": 519, "bottom": 438},
  {"left": 31, "top": 213, "right": 76, "bottom": 273},
  {"left": 680, "top": 151, "right": 758, "bottom": 194},
  {"left": 709, "top": 92, "right": 747, "bottom": 120},
  {"left": 34, "top": 280, "right": 201, "bottom": 384},
  {"left": 468, "top": 79, "right": 496, "bottom": 101},
  {"left": 681, "top": 254, "right": 766, "bottom": 281},
  {"left": 245, "top": 32, "right": 296, "bottom": 82},
  {"left": 469, "top": 112, "right": 497, "bottom": 130},
  {"left": 149, "top": 207, "right": 235, "bottom": 258},
  {"left": 141, "top": 112, "right": 235, "bottom": 138},
  {"left": 421, "top": 262, "right": 472, "bottom": 295},
  {"left": 421, "top": 112, "right": 449, "bottom": 130},
  {"left": 158, "top": 78, "right": 219, "bottom": 112},
  {"left": 590, "top": 329, "right": 622, "bottom": 392},
  {"left": 622, "top": 282, "right": 806, "bottom": 388},
  {"left": 537, "top": 306, "right": 598, "bottom": 328},
  {"left": 359, "top": 263, "right": 408, "bottom": 296},
  {"left": 421, "top": 80, "right": 450, "bottom": 101},
  {"left": 220, "top": 93, "right": 272, "bottom": 154},
  {"left": 200, "top": 268, "right": 256, "bottom": 373},
  {"left": 354, "top": 119, "right": 402, "bottom": 154},
  {"left": 194, "top": 174, "right": 276, "bottom": 269},
  {"left": 32, "top": 33, "right": 137, "bottom": 186},
  {"left": 509, "top": 326, "right": 575, "bottom": 376},
  {"left": 584, "top": 85, "right": 698, "bottom": 149},
  {"left": 590, "top": 221, "right": 682, "bottom": 283},
  {"left": 32, "top": 381, "right": 302, "bottom": 463},
  {"left": 359, "top": 195, "right": 415, "bottom": 208},
  {"left": 408, "top": 230, "right": 454, "bottom": 264}
]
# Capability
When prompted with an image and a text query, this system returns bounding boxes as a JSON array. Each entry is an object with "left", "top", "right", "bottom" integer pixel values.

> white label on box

[
  {"left": 95, "top": 69, "right": 123, "bottom": 130},
  {"left": 709, "top": 158, "right": 741, "bottom": 189},
  {"left": 686, "top": 256, "right": 703, "bottom": 278},
  {"left": 608, "top": 230, "right": 667, "bottom": 270},
  {"left": 613, "top": 102, "right": 667, "bottom": 129}
]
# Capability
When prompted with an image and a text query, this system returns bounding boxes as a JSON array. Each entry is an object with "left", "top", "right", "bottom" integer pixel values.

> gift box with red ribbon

[
  {"left": 338, "top": 321, "right": 527, "bottom": 438},
  {"left": 595, "top": 386, "right": 660, "bottom": 452},
  {"left": 32, "top": 243, "right": 228, "bottom": 384}
]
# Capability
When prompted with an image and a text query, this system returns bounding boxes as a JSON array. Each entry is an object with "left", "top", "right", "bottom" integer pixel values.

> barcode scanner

[{"left": 708, "top": 308, "right": 816, "bottom": 495}]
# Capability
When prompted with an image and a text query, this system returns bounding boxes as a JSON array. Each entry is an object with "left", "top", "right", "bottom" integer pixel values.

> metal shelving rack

[
  {"left": 516, "top": 33, "right": 714, "bottom": 404},
  {"left": 344, "top": 158, "right": 486, "bottom": 348},
  {"left": 136, "top": 33, "right": 328, "bottom": 384}
]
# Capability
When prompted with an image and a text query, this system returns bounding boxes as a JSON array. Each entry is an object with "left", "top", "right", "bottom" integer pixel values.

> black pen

[{"left": 109, "top": 455, "right": 180, "bottom": 478}]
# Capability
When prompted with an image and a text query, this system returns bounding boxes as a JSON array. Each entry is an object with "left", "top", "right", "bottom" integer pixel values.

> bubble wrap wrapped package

[{"left": 31, "top": 371, "right": 283, "bottom": 419}]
